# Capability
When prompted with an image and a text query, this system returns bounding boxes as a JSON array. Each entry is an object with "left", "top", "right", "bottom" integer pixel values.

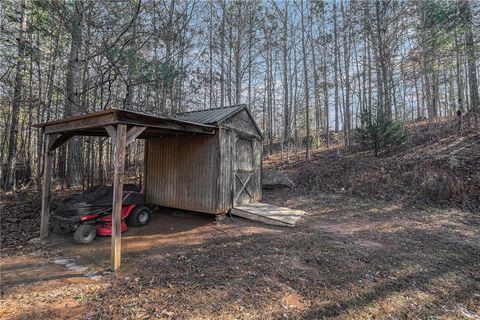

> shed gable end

[{"left": 221, "top": 110, "right": 262, "bottom": 138}]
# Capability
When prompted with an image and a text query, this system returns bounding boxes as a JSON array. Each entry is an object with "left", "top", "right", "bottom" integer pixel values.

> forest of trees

[{"left": 0, "top": 0, "right": 479, "bottom": 191}]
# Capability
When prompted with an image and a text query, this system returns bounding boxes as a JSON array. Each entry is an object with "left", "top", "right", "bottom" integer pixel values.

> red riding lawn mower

[{"left": 53, "top": 184, "right": 151, "bottom": 244}]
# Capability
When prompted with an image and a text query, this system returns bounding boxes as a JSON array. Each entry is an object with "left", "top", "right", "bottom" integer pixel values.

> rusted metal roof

[{"left": 176, "top": 105, "right": 246, "bottom": 124}]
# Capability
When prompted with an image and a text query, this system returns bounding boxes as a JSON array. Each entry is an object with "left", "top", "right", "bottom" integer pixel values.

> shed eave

[{"left": 34, "top": 108, "right": 217, "bottom": 137}]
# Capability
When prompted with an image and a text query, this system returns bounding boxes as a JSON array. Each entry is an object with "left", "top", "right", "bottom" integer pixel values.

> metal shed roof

[{"left": 175, "top": 105, "right": 246, "bottom": 124}]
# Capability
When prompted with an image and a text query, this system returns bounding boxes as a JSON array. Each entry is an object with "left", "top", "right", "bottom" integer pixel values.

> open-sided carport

[{"left": 35, "top": 108, "right": 216, "bottom": 272}]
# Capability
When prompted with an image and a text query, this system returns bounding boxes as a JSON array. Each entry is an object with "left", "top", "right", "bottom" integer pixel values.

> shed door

[{"left": 234, "top": 137, "right": 254, "bottom": 206}]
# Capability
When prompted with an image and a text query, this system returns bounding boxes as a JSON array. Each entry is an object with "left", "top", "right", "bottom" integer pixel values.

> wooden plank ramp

[{"left": 231, "top": 202, "right": 305, "bottom": 227}]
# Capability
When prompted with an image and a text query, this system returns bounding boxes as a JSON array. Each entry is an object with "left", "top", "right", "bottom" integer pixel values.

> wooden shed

[
  {"left": 145, "top": 105, "right": 263, "bottom": 215},
  {"left": 35, "top": 105, "right": 263, "bottom": 271}
]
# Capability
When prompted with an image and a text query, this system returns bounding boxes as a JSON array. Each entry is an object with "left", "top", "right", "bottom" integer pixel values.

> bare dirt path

[
  {"left": 1, "top": 190, "right": 479, "bottom": 319},
  {"left": 0, "top": 253, "right": 104, "bottom": 319}
]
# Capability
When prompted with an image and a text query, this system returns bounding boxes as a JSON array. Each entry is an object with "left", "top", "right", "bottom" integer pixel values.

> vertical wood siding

[
  {"left": 252, "top": 138, "right": 262, "bottom": 202},
  {"left": 217, "top": 129, "right": 233, "bottom": 213},
  {"left": 145, "top": 135, "right": 219, "bottom": 214}
]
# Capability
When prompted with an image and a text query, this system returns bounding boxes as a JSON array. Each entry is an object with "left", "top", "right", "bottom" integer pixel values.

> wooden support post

[
  {"left": 110, "top": 124, "right": 127, "bottom": 272},
  {"left": 40, "top": 134, "right": 54, "bottom": 238}
]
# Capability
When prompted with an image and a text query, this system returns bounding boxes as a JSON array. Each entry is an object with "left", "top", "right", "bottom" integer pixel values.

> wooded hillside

[
  {"left": 1, "top": 0, "right": 479, "bottom": 191},
  {"left": 266, "top": 119, "right": 480, "bottom": 213}
]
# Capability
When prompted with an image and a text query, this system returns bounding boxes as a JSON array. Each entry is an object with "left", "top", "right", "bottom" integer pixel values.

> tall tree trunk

[
  {"left": 421, "top": 3, "right": 436, "bottom": 120},
  {"left": 220, "top": 0, "right": 226, "bottom": 108},
  {"left": 247, "top": 8, "right": 253, "bottom": 109},
  {"left": 354, "top": 37, "right": 363, "bottom": 125},
  {"left": 293, "top": 41, "right": 299, "bottom": 158},
  {"left": 342, "top": 0, "right": 351, "bottom": 148},
  {"left": 263, "top": 26, "right": 273, "bottom": 155},
  {"left": 333, "top": 0, "right": 339, "bottom": 133},
  {"left": 371, "top": 0, "right": 389, "bottom": 119},
  {"left": 462, "top": 0, "right": 479, "bottom": 126},
  {"left": 124, "top": 11, "right": 137, "bottom": 111},
  {"left": 161, "top": 0, "right": 175, "bottom": 113},
  {"left": 455, "top": 30, "right": 464, "bottom": 115},
  {"left": 431, "top": 60, "right": 439, "bottom": 120},
  {"left": 367, "top": 31, "right": 373, "bottom": 116},
  {"left": 322, "top": 6, "right": 329, "bottom": 147},
  {"left": 234, "top": 1, "right": 243, "bottom": 104},
  {"left": 65, "top": 0, "right": 84, "bottom": 187},
  {"left": 209, "top": 0, "right": 214, "bottom": 107},
  {"left": 310, "top": 19, "right": 320, "bottom": 148},
  {"left": 322, "top": 51, "right": 329, "bottom": 147},
  {"left": 269, "top": 42, "right": 274, "bottom": 155},
  {"left": 362, "top": 27, "right": 368, "bottom": 119},
  {"left": 26, "top": 32, "right": 35, "bottom": 185},
  {"left": 227, "top": 23, "right": 233, "bottom": 105},
  {"left": 414, "top": 69, "right": 421, "bottom": 120},
  {"left": 300, "top": 0, "right": 310, "bottom": 160},
  {"left": 3, "top": 0, "right": 27, "bottom": 190},
  {"left": 282, "top": 0, "right": 290, "bottom": 159}
]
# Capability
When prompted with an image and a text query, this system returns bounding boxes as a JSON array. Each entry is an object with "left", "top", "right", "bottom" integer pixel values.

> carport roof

[{"left": 34, "top": 108, "right": 217, "bottom": 138}]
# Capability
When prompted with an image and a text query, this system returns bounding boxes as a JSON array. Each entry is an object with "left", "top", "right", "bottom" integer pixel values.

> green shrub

[{"left": 357, "top": 110, "right": 407, "bottom": 156}]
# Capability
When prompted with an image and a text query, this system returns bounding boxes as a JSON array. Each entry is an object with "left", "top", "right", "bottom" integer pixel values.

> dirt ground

[{"left": 1, "top": 187, "right": 479, "bottom": 320}]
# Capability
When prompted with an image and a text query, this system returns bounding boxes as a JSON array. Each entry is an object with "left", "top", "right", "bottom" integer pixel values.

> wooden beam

[
  {"left": 115, "top": 110, "right": 216, "bottom": 134},
  {"left": 48, "top": 133, "right": 72, "bottom": 151},
  {"left": 220, "top": 125, "right": 261, "bottom": 140},
  {"left": 105, "top": 125, "right": 117, "bottom": 140},
  {"left": 46, "top": 133, "right": 59, "bottom": 150},
  {"left": 40, "top": 134, "right": 54, "bottom": 238},
  {"left": 37, "top": 108, "right": 216, "bottom": 135},
  {"left": 111, "top": 124, "right": 127, "bottom": 272},
  {"left": 35, "top": 108, "right": 116, "bottom": 127},
  {"left": 125, "top": 126, "right": 146, "bottom": 146},
  {"left": 43, "top": 112, "right": 117, "bottom": 134},
  {"left": 61, "top": 129, "right": 186, "bottom": 138}
]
